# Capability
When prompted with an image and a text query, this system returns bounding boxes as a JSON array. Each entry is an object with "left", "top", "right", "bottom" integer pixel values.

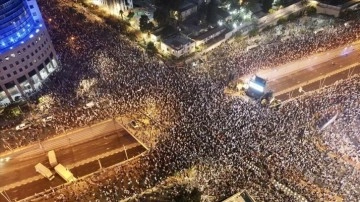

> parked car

[
  {"left": 15, "top": 122, "right": 31, "bottom": 131},
  {"left": 42, "top": 116, "right": 54, "bottom": 123}
]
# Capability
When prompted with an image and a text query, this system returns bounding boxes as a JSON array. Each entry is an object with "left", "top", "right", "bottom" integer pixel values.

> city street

[
  {"left": 1, "top": 145, "right": 145, "bottom": 202},
  {"left": 248, "top": 40, "right": 360, "bottom": 100},
  {"left": 0, "top": 127, "right": 146, "bottom": 202}
]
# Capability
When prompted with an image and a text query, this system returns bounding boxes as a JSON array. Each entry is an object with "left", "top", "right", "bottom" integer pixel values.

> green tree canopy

[
  {"left": 146, "top": 41, "right": 157, "bottom": 53},
  {"left": 154, "top": 8, "right": 169, "bottom": 26},
  {"left": 127, "top": 11, "right": 135, "bottom": 19},
  {"left": 139, "top": 15, "right": 153, "bottom": 32},
  {"left": 206, "top": 0, "right": 219, "bottom": 24},
  {"left": 261, "top": 0, "right": 274, "bottom": 12}
]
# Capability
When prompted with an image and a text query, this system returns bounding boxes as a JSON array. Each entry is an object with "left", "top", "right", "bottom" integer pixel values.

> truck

[
  {"left": 47, "top": 150, "right": 58, "bottom": 167},
  {"left": 54, "top": 164, "right": 76, "bottom": 183},
  {"left": 35, "top": 163, "right": 55, "bottom": 181}
]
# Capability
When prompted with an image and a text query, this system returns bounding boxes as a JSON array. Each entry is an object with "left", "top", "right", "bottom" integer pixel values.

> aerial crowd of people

[{"left": 0, "top": 0, "right": 359, "bottom": 201}]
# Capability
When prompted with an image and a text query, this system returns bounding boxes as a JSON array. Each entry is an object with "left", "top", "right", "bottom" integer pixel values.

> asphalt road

[
  {"left": 2, "top": 145, "right": 145, "bottom": 202},
  {"left": 254, "top": 40, "right": 360, "bottom": 101},
  {"left": 0, "top": 130, "right": 146, "bottom": 202},
  {"left": 276, "top": 64, "right": 360, "bottom": 100}
]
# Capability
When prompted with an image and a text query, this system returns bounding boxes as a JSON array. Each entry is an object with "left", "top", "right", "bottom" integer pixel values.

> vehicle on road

[
  {"left": 129, "top": 120, "right": 140, "bottom": 129},
  {"left": 54, "top": 164, "right": 76, "bottom": 183},
  {"left": 15, "top": 122, "right": 31, "bottom": 131},
  {"left": 48, "top": 150, "right": 58, "bottom": 167},
  {"left": 42, "top": 115, "right": 53, "bottom": 123},
  {"left": 35, "top": 163, "right": 55, "bottom": 181}
]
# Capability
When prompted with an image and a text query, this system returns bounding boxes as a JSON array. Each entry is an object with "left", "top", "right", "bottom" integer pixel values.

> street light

[{"left": 0, "top": 157, "right": 11, "bottom": 162}]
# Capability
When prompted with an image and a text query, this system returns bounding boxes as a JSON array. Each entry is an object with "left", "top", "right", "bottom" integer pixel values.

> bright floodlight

[
  {"left": 249, "top": 81, "right": 264, "bottom": 93},
  {"left": 92, "top": 0, "right": 101, "bottom": 5}
]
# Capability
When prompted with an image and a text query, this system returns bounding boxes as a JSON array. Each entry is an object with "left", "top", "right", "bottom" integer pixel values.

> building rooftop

[
  {"left": 152, "top": 25, "right": 178, "bottom": 38},
  {"left": 192, "top": 26, "right": 227, "bottom": 41},
  {"left": 319, "top": 0, "right": 352, "bottom": 6},
  {"left": 163, "top": 34, "right": 193, "bottom": 50},
  {"left": 216, "top": 7, "right": 231, "bottom": 19},
  {"left": 178, "top": 1, "right": 197, "bottom": 12}
]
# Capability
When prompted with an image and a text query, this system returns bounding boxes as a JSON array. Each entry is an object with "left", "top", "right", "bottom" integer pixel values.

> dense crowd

[
  {"left": 204, "top": 14, "right": 360, "bottom": 78},
  {"left": 1, "top": 0, "right": 359, "bottom": 201}
]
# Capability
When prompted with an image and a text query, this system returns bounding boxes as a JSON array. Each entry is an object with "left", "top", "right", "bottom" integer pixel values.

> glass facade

[
  {"left": 0, "top": 0, "right": 58, "bottom": 106},
  {"left": 0, "top": 0, "right": 38, "bottom": 53}
]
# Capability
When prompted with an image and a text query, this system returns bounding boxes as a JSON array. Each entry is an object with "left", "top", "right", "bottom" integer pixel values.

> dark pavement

[{"left": 0, "top": 130, "right": 146, "bottom": 202}]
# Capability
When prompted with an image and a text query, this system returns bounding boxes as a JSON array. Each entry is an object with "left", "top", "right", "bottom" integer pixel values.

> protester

[{"left": 1, "top": 0, "right": 359, "bottom": 201}]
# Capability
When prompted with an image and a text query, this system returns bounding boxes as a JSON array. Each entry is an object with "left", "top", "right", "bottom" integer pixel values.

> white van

[
  {"left": 35, "top": 163, "right": 55, "bottom": 181},
  {"left": 48, "top": 150, "right": 58, "bottom": 167}
]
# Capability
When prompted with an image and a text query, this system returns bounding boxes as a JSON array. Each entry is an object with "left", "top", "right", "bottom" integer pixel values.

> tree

[
  {"left": 139, "top": 15, "right": 153, "bottom": 32},
  {"left": 244, "top": 0, "right": 258, "bottom": 11},
  {"left": 206, "top": 0, "right": 218, "bottom": 24},
  {"left": 154, "top": 8, "right": 169, "bottom": 26},
  {"left": 197, "top": 2, "right": 207, "bottom": 23},
  {"left": 305, "top": 6, "right": 316, "bottom": 15},
  {"left": 174, "top": 187, "right": 201, "bottom": 202},
  {"left": 127, "top": 11, "right": 135, "bottom": 20},
  {"left": 119, "top": 10, "right": 124, "bottom": 19},
  {"left": 169, "top": 0, "right": 183, "bottom": 10},
  {"left": 261, "top": 0, "right": 274, "bottom": 12},
  {"left": 146, "top": 42, "right": 157, "bottom": 53},
  {"left": 277, "top": 16, "right": 287, "bottom": 25},
  {"left": 230, "top": 0, "right": 241, "bottom": 10}
]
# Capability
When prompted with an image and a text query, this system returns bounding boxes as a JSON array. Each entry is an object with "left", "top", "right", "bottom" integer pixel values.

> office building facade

[{"left": 0, "top": 0, "right": 58, "bottom": 105}]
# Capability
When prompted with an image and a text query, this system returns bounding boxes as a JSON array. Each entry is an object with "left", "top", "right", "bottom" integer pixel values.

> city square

[{"left": 0, "top": 0, "right": 360, "bottom": 201}]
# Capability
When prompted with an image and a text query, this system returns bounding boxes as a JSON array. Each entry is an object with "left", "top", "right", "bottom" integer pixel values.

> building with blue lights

[{"left": 0, "top": 0, "right": 58, "bottom": 105}]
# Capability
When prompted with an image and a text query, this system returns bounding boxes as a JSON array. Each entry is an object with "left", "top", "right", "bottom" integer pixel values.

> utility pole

[
  {"left": 123, "top": 145, "right": 128, "bottom": 160},
  {"left": 98, "top": 159, "right": 102, "bottom": 170}
]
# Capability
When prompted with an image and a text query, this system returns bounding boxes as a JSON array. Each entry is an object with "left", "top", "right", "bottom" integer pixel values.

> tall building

[
  {"left": 0, "top": 0, "right": 58, "bottom": 105},
  {"left": 93, "top": 0, "right": 133, "bottom": 16}
]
